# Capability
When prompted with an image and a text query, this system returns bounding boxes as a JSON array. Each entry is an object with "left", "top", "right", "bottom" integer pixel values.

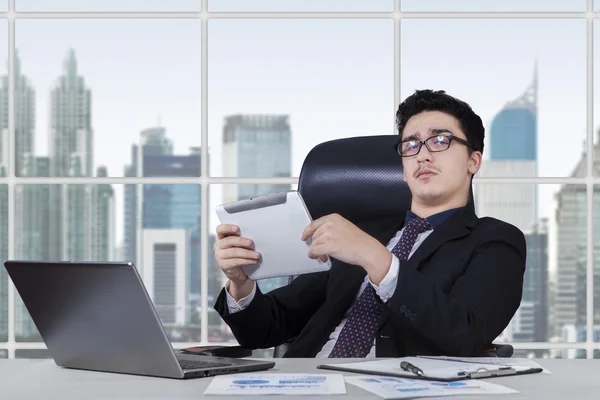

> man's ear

[{"left": 468, "top": 151, "right": 482, "bottom": 176}]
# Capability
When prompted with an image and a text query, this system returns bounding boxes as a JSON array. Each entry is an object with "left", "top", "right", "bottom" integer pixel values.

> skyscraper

[
  {"left": 222, "top": 114, "right": 292, "bottom": 293},
  {"left": 13, "top": 50, "right": 113, "bottom": 340},
  {"left": 0, "top": 51, "right": 35, "bottom": 341},
  {"left": 476, "top": 67, "right": 540, "bottom": 345},
  {"left": 142, "top": 229, "right": 188, "bottom": 327},
  {"left": 548, "top": 130, "right": 600, "bottom": 340},
  {"left": 0, "top": 50, "right": 35, "bottom": 176},
  {"left": 88, "top": 166, "right": 115, "bottom": 261},
  {"left": 123, "top": 127, "right": 201, "bottom": 333},
  {"left": 123, "top": 127, "right": 175, "bottom": 265},
  {"left": 49, "top": 49, "right": 93, "bottom": 178},
  {"left": 48, "top": 49, "right": 93, "bottom": 265},
  {"left": 523, "top": 220, "right": 549, "bottom": 343},
  {"left": 504, "top": 220, "right": 548, "bottom": 356},
  {"left": 14, "top": 156, "right": 50, "bottom": 339},
  {"left": 222, "top": 114, "right": 292, "bottom": 204},
  {"left": 476, "top": 67, "right": 538, "bottom": 233}
]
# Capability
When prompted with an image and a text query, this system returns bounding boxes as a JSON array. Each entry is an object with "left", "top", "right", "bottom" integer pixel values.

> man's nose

[{"left": 416, "top": 144, "right": 432, "bottom": 162}]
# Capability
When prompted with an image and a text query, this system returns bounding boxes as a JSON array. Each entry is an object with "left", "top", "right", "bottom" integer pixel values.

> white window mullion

[
  {"left": 585, "top": 0, "right": 595, "bottom": 359},
  {"left": 200, "top": 0, "right": 209, "bottom": 343}
]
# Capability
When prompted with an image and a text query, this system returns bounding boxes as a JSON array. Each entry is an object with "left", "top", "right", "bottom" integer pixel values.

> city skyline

[
  {"left": 0, "top": 12, "right": 599, "bottom": 350},
  {"left": 0, "top": 43, "right": 596, "bottom": 243},
  {"left": 0, "top": 17, "right": 592, "bottom": 243}
]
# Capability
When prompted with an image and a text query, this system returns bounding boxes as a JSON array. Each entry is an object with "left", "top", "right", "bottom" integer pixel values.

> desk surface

[{"left": 0, "top": 358, "right": 597, "bottom": 399}]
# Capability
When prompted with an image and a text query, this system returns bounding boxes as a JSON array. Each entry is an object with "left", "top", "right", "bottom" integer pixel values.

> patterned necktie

[
  {"left": 390, "top": 217, "right": 432, "bottom": 262},
  {"left": 328, "top": 216, "right": 432, "bottom": 358}
]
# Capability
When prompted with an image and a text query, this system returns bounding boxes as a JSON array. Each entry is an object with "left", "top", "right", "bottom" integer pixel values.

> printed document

[
  {"left": 419, "top": 356, "right": 551, "bottom": 374},
  {"left": 323, "top": 357, "right": 533, "bottom": 380},
  {"left": 345, "top": 375, "right": 518, "bottom": 399},
  {"left": 203, "top": 373, "right": 346, "bottom": 396}
]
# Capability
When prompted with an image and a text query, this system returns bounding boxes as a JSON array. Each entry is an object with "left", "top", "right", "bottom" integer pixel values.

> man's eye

[
  {"left": 407, "top": 141, "right": 419, "bottom": 149},
  {"left": 434, "top": 135, "right": 449, "bottom": 144}
]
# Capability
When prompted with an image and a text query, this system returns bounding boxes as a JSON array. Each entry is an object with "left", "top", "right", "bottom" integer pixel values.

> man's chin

[{"left": 414, "top": 190, "right": 444, "bottom": 205}]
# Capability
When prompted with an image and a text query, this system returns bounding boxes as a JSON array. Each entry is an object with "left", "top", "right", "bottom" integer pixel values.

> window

[{"left": 0, "top": 1, "right": 597, "bottom": 360}]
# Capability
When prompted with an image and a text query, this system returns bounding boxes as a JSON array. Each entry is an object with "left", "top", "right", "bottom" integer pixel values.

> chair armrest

[
  {"left": 478, "top": 343, "right": 514, "bottom": 358},
  {"left": 177, "top": 345, "right": 252, "bottom": 358}
]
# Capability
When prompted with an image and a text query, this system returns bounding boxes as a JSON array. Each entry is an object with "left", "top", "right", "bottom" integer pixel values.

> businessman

[{"left": 213, "top": 89, "right": 526, "bottom": 358}]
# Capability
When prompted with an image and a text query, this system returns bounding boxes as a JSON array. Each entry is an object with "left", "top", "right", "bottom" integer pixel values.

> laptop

[{"left": 3, "top": 260, "right": 275, "bottom": 379}]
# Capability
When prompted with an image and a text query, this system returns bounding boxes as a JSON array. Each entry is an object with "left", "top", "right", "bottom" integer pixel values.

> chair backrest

[
  {"left": 298, "top": 134, "right": 474, "bottom": 222},
  {"left": 298, "top": 135, "right": 412, "bottom": 224},
  {"left": 272, "top": 134, "right": 477, "bottom": 357}
]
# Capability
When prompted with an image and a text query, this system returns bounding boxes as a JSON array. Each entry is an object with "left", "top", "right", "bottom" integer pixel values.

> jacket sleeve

[
  {"left": 213, "top": 270, "right": 330, "bottom": 349},
  {"left": 386, "top": 222, "right": 526, "bottom": 356}
]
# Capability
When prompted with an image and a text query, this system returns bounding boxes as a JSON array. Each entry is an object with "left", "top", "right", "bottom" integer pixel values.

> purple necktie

[
  {"left": 328, "top": 217, "right": 432, "bottom": 358},
  {"left": 390, "top": 217, "right": 432, "bottom": 262}
]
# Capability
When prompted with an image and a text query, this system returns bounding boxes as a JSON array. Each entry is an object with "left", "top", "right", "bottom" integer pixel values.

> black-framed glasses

[{"left": 396, "top": 134, "right": 473, "bottom": 157}]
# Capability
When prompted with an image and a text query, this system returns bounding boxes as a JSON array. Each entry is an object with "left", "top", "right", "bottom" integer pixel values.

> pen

[{"left": 400, "top": 361, "right": 424, "bottom": 376}]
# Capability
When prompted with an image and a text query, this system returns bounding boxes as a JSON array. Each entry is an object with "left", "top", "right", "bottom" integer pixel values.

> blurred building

[
  {"left": 548, "top": 130, "right": 600, "bottom": 340},
  {"left": 124, "top": 127, "right": 201, "bottom": 332},
  {"left": 0, "top": 52, "right": 35, "bottom": 339},
  {"left": 476, "top": 66, "right": 538, "bottom": 232},
  {"left": 10, "top": 50, "right": 114, "bottom": 340},
  {"left": 222, "top": 114, "right": 292, "bottom": 294},
  {"left": 476, "top": 68, "right": 543, "bottom": 344},
  {"left": 143, "top": 229, "right": 188, "bottom": 326},
  {"left": 560, "top": 325, "right": 600, "bottom": 359},
  {"left": 0, "top": 50, "right": 35, "bottom": 176},
  {"left": 502, "top": 220, "right": 548, "bottom": 349}
]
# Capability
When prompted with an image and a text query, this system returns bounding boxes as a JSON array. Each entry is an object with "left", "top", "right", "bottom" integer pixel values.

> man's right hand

[{"left": 214, "top": 223, "right": 260, "bottom": 301}]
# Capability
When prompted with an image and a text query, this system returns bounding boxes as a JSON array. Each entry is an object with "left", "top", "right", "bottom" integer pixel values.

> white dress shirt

[{"left": 225, "top": 226, "right": 434, "bottom": 358}]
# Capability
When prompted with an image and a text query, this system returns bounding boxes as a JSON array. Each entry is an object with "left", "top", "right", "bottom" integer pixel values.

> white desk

[{"left": 0, "top": 358, "right": 597, "bottom": 399}]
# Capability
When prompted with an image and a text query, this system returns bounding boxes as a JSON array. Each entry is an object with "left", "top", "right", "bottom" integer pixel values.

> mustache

[{"left": 414, "top": 166, "right": 439, "bottom": 178}]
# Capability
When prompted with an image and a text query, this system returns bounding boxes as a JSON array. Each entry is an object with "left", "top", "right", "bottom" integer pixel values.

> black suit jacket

[{"left": 214, "top": 205, "right": 526, "bottom": 357}]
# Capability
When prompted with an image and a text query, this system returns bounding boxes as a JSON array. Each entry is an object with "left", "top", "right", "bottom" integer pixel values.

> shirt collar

[{"left": 404, "top": 207, "right": 463, "bottom": 230}]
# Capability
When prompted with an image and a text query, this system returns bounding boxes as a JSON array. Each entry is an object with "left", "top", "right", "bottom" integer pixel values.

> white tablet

[{"left": 215, "top": 190, "right": 332, "bottom": 280}]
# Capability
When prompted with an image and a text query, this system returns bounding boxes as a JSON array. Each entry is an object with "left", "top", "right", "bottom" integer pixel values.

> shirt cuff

[
  {"left": 225, "top": 280, "right": 257, "bottom": 313},
  {"left": 370, "top": 254, "right": 400, "bottom": 303}
]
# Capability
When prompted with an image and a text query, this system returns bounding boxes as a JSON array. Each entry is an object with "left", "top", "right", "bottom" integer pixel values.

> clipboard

[{"left": 316, "top": 357, "right": 543, "bottom": 382}]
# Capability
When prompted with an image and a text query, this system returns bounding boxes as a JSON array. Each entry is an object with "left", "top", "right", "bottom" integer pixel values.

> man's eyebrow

[
  {"left": 430, "top": 128, "right": 454, "bottom": 136},
  {"left": 403, "top": 128, "right": 454, "bottom": 141},
  {"left": 402, "top": 133, "right": 420, "bottom": 141}
]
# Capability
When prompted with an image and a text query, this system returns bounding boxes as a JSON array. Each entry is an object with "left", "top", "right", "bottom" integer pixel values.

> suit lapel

[{"left": 403, "top": 205, "right": 478, "bottom": 271}]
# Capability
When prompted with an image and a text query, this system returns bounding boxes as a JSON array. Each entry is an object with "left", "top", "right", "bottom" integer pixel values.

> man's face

[{"left": 400, "top": 111, "right": 481, "bottom": 207}]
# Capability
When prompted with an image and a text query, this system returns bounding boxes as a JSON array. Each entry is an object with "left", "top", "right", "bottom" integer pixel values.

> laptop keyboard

[{"left": 178, "top": 359, "right": 230, "bottom": 370}]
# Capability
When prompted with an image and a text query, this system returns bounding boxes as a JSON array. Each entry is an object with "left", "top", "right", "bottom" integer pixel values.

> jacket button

[
  {"left": 404, "top": 310, "right": 412, "bottom": 318},
  {"left": 410, "top": 313, "right": 417, "bottom": 321},
  {"left": 399, "top": 305, "right": 406, "bottom": 313}
]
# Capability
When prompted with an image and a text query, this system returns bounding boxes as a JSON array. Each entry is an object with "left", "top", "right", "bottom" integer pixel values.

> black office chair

[
  {"left": 272, "top": 134, "right": 512, "bottom": 358},
  {"left": 189, "top": 135, "right": 512, "bottom": 359}
]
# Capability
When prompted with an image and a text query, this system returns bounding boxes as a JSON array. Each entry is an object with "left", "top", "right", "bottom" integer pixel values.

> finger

[
  {"left": 301, "top": 217, "right": 328, "bottom": 241},
  {"left": 216, "top": 224, "right": 239, "bottom": 240},
  {"left": 311, "top": 226, "right": 327, "bottom": 243},
  {"left": 221, "top": 258, "right": 260, "bottom": 270},
  {"left": 308, "top": 243, "right": 328, "bottom": 260},
  {"left": 311, "top": 233, "right": 328, "bottom": 247},
  {"left": 221, "top": 247, "right": 261, "bottom": 261},
  {"left": 217, "top": 236, "right": 254, "bottom": 250}
]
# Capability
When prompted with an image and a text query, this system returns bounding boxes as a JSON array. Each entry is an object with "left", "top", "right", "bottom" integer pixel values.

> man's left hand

[{"left": 301, "top": 213, "right": 392, "bottom": 280}]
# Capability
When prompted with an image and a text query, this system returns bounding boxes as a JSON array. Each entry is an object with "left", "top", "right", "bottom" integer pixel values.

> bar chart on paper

[
  {"left": 203, "top": 373, "right": 347, "bottom": 395},
  {"left": 344, "top": 376, "right": 518, "bottom": 399}
]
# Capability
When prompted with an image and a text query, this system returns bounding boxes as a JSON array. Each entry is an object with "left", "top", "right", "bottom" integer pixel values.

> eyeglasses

[{"left": 396, "top": 134, "right": 473, "bottom": 157}]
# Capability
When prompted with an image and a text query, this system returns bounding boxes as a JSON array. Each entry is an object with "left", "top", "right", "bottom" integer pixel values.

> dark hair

[{"left": 396, "top": 89, "right": 485, "bottom": 154}]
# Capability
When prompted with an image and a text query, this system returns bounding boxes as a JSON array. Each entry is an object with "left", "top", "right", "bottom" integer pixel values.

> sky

[{"left": 0, "top": 10, "right": 596, "bottom": 244}]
